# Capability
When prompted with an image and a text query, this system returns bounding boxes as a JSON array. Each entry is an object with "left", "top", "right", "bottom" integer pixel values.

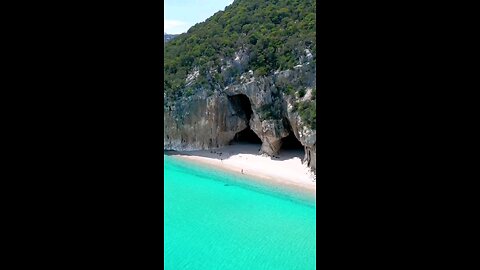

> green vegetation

[
  {"left": 164, "top": 0, "right": 316, "bottom": 98},
  {"left": 297, "top": 101, "right": 316, "bottom": 129},
  {"left": 258, "top": 104, "right": 281, "bottom": 120},
  {"left": 164, "top": 0, "right": 317, "bottom": 130}
]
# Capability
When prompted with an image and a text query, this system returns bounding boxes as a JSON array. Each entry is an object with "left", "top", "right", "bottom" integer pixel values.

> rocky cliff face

[
  {"left": 164, "top": 33, "right": 177, "bottom": 43},
  {"left": 164, "top": 59, "right": 316, "bottom": 173}
]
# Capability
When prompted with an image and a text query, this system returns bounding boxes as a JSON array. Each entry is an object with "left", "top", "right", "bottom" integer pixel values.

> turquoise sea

[{"left": 164, "top": 154, "right": 316, "bottom": 270}]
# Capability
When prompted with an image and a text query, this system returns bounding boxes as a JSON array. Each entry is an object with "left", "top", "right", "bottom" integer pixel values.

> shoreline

[{"left": 165, "top": 144, "right": 316, "bottom": 200}]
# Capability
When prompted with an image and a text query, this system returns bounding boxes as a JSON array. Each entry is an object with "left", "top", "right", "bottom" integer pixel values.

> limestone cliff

[{"left": 164, "top": 62, "right": 316, "bottom": 173}]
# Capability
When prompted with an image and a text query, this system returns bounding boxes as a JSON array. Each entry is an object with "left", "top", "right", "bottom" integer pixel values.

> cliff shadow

[{"left": 228, "top": 94, "right": 253, "bottom": 121}]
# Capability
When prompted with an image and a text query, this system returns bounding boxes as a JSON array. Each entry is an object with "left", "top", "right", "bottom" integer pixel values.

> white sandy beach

[{"left": 167, "top": 143, "right": 316, "bottom": 197}]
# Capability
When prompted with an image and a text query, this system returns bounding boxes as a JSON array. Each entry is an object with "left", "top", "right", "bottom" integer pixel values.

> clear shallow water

[{"left": 164, "top": 155, "right": 316, "bottom": 270}]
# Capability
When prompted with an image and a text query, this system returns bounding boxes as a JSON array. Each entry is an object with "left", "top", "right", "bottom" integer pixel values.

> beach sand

[{"left": 166, "top": 143, "right": 316, "bottom": 198}]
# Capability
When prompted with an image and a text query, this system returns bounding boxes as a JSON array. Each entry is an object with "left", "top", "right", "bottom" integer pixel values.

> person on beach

[{"left": 241, "top": 169, "right": 244, "bottom": 174}]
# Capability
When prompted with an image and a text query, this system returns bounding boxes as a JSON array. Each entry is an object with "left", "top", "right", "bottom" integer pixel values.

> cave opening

[
  {"left": 271, "top": 131, "right": 304, "bottom": 161},
  {"left": 228, "top": 94, "right": 262, "bottom": 145},
  {"left": 233, "top": 127, "right": 262, "bottom": 144},
  {"left": 281, "top": 132, "right": 304, "bottom": 151},
  {"left": 277, "top": 121, "right": 305, "bottom": 160}
]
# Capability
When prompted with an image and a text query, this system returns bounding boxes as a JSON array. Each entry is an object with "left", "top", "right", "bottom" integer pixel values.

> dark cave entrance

[
  {"left": 281, "top": 132, "right": 304, "bottom": 151},
  {"left": 228, "top": 94, "right": 253, "bottom": 121},
  {"left": 233, "top": 127, "right": 262, "bottom": 144},
  {"left": 228, "top": 94, "right": 262, "bottom": 145},
  {"left": 278, "top": 121, "right": 305, "bottom": 159}
]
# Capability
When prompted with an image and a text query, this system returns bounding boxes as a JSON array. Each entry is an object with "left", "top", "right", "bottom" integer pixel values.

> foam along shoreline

[{"left": 166, "top": 143, "right": 316, "bottom": 199}]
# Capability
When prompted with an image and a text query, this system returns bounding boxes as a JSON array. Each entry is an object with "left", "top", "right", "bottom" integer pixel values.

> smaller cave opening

[
  {"left": 278, "top": 132, "right": 305, "bottom": 160},
  {"left": 278, "top": 118, "right": 304, "bottom": 158},
  {"left": 232, "top": 127, "right": 262, "bottom": 144},
  {"left": 281, "top": 132, "right": 304, "bottom": 150}
]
